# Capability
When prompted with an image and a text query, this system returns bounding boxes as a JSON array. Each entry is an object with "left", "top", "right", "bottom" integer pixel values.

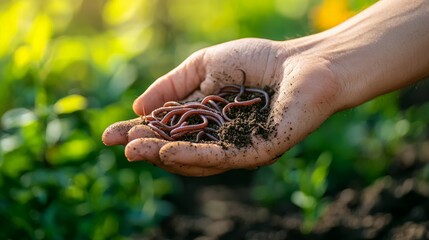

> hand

[
  {"left": 102, "top": 0, "right": 429, "bottom": 176},
  {"left": 102, "top": 38, "right": 344, "bottom": 176}
]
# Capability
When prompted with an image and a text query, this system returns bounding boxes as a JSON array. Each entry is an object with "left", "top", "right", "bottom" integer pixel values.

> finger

[
  {"left": 133, "top": 51, "right": 206, "bottom": 115},
  {"left": 162, "top": 164, "right": 227, "bottom": 177},
  {"left": 125, "top": 138, "right": 226, "bottom": 176},
  {"left": 128, "top": 125, "right": 160, "bottom": 142},
  {"left": 159, "top": 138, "right": 276, "bottom": 169},
  {"left": 125, "top": 138, "right": 168, "bottom": 165},
  {"left": 102, "top": 118, "right": 144, "bottom": 146}
]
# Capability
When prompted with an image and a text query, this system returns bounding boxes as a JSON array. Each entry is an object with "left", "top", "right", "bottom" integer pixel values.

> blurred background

[{"left": 1, "top": 0, "right": 429, "bottom": 239}]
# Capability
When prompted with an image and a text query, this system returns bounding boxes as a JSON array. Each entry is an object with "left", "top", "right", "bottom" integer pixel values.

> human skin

[{"left": 102, "top": 0, "right": 429, "bottom": 176}]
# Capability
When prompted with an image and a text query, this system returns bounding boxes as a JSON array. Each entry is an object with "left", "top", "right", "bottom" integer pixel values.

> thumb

[{"left": 133, "top": 50, "right": 206, "bottom": 115}]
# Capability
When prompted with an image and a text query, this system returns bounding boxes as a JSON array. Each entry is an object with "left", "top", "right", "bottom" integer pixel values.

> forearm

[{"left": 301, "top": 0, "right": 429, "bottom": 109}]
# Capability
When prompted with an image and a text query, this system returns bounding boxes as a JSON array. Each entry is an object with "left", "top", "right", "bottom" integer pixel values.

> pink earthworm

[
  {"left": 207, "top": 100, "right": 222, "bottom": 112},
  {"left": 170, "top": 121, "right": 202, "bottom": 139},
  {"left": 179, "top": 109, "right": 224, "bottom": 123},
  {"left": 170, "top": 114, "right": 178, "bottom": 125},
  {"left": 163, "top": 109, "right": 223, "bottom": 131},
  {"left": 196, "top": 131, "right": 219, "bottom": 141},
  {"left": 219, "top": 84, "right": 241, "bottom": 92},
  {"left": 222, "top": 97, "right": 262, "bottom": 121},
  {"left": 143, "top": 115, "right": 157, "bottom": 122},
  {"left": 195, "top": 131, "right": 206, "bottom": 141},
  {"left": 170, "top": 115, "right": 208, "bottom": 136},
  {"left": 163, "top": 101, "right": 182, "bottom": 107},
  {"left": 153, "top": 104, "right": 215, "bottom": 122},
  {"left": 202, "top": 95, "right": 229, "bottom": 113},
  {"left": 148, "top": 122, "right": 175, "bottom": 140},
  {"left": 201, "top": 95, "right": 229, "bottom": 105},
  {"left": 183, "top": 103, "right": 219, "bottom": 112},
  {"left": 180, "top": 109, "right": 225, "bottom": 125},
  {"left": 153, "top": 103, "right": 216, "bottom": 117},
  {"left": 152, "top": 106, "right": 187, "bottom": 119},
  {"left": 245, "top": 87, "right": 270, "bottom": 110},
  {"left": 234, "top": 84, "right": 245, "bottom": 102},
  {"left": 205, "top": 115, "right": 223, "bottom": 126},
  {"left": 204, "top": 127, "right": 218, "bottom": 132},
  {"left": 160, "top": 108, "right": 193, "bottom": 124},
  {"left": 148, "top": 121, "right": 175, "bottom": 131}
]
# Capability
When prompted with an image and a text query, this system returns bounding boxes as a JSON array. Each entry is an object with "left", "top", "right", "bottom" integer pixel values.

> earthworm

[
  {"left": 152, "top": 104, "right": 215, "bottom": 119},
  {"left": 160, "top": 108, "right": 193, "bottom": 124},
  {"left": 234, "top": 84, "right": 245, "bottom": 102},
  {"left": 142, "top": 77, "right": 270, "bottom": 142},
  {"left": 148, "top": 122, "right": 175, "bottom": 140},
  {"left": 196, "top": 131, "right": 219, "bottom": 141},
  {"left": 222, "top": 98, "right": 262, "bottom": 121},
  {"left": 201, "top": 95, "right": 229, "bottom": 105},
  {"left": 170, "top": 116, "right": 208, "bottom": 135},
  {"left": 163, "top": 101, "right": 182, "bottom": 107},
  {"left": 204, "top": 127, "right": 218, "bottom": 133},
  {"left": 148, "top": 121, "right": 174, "bottom": 131},
  {"left": 205, "top": 115, "right": 223, "bottom": 127},
  {"left": 245, "top": 87, "right": 270, "bottom": 110},
  {"left": 207, "top": 100, "right": 222, "bottom": 112}
]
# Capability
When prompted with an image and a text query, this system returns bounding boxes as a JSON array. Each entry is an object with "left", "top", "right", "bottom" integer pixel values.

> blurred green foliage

[{"left": 1, "top": 0, "right": 428, "bottom": 238}]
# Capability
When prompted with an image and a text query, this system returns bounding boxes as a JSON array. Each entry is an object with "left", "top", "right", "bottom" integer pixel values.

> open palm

[{"left": 102, "top": 38, "right": 343, "bottom": 176}]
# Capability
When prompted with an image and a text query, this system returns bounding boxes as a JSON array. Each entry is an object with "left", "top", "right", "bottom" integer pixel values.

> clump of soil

[
  {"left": 212, "top": 86, "right": 275, "bottom": 148},
  {"left": 217, "top": 103, "right": 271, "bottom": 148}
]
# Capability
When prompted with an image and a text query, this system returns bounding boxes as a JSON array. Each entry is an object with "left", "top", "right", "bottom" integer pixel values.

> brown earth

[{"left": 147, "top": 142, "right": 429, "bottom": 240}]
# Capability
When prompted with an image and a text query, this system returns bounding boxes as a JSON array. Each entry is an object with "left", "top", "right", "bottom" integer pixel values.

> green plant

[
  {"left": 290, "top": 152, "right": 331, "bottom": 232},
  {"left": 1, "top": 0, "right": 426, "bottom": 238}
]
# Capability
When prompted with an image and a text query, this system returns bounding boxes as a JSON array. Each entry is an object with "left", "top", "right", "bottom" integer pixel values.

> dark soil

[
  {"left": 148, "top": 141, "right": 429, "bottom": 240},
  {"left": 209, "top": 85, "right": 275, "bottom": 147},
  {"left": 217, "top": 102, "right": 271, "bottom": 148}
]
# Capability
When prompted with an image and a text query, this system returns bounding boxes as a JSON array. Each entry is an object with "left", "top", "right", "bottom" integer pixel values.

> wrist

[
  {"left": 303, "top": 0, "right": 429, "bottom": 109},
  {"left": 276, "top": 37, "right": 348, "bottom": 115}
]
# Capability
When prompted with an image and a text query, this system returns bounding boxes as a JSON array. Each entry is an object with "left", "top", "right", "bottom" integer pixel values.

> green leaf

[
  {"left": 2, "top": 151, "right": 33, "bottom": 177},
  {"left": 53, "top": 94, "right": 87, "bottom": 114}
]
